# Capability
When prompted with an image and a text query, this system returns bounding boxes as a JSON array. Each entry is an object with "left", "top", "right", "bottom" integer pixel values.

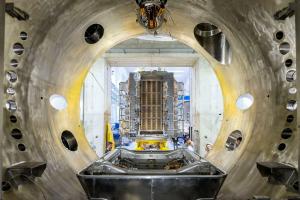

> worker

[
  {"left": 205, "top": 143, "right": 213, "bottom": 153},
  {"left": 106, "top": 123, "right": 115, "bottom": 151},
  {"left": 105, "top": 142, "right": 113, "bottom": 153},
  {"left": 185, "top": 139, "right": 194, "bottom": 152},
  {"left": 235, "top": 137, "right": 242, "bottom": 148}
]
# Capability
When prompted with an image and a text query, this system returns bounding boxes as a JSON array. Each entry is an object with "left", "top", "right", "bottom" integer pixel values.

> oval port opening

[
  {"left": 236, "top": 93, "right": 254, "bottom": 110},
  {"left": 84, "top": 24, "right": 104, "bottom": 44},
  {"left": 225, "top": 130, "right": 243, "bottom": 151},
  {"left": 49, "top": 94, "right": 68, "bottom": 110},
  {"left": 61, "top": 130, "right": 78, "bottom": 151},
  {"left": 194, "top": 23, "right": 231, "bottom": 65}
]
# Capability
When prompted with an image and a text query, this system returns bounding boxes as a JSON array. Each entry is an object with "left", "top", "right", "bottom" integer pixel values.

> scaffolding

[
  {"left": 174, "top": 82, "right": 185, "bottom": 137},
  {"left": 119, "top": 81, "right": 130, "bottom": 135}
]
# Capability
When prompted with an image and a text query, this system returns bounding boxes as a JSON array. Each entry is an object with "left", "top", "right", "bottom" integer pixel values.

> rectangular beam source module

[{"left": 119, "top": 71, "right": 184, "bottom": 138}]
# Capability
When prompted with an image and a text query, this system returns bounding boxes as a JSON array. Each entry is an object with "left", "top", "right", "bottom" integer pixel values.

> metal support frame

[
  {"left": 296, "top": 0, "right": 300, "bottom": 194},
  {"left": 5, "top": 3, "right": 29, "bottom": 21},
  {"left": 257, "top": 162, "right": 298, "bottom": 193},
  {"left": 0, "top": 0, "right": 4, "bottom": 199},
  {"left": 5, "top": 162, "right": 47, "bottom": 188},
  {"left": 77, "top": 148, "right": 227, "bottom": 200}
]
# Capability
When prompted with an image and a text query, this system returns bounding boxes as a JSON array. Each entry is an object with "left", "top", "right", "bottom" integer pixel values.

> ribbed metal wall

[{"left": 140, "top": 80, "right": 163, "bottom": 133}]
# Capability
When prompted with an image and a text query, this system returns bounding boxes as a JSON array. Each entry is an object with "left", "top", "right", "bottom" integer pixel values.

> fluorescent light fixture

[{"left": 136, "top": 34, "right": 176, "bottom": 42}]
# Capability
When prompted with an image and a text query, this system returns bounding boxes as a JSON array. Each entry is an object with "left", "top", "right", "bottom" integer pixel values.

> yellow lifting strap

[{"left": 106, "top": 123, "right": 115, "bottom": 150}]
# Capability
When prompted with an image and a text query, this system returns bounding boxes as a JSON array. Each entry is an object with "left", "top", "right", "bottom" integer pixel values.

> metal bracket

[
  {"left": 274, "top": 3, "right": 295, "bottom": 20},
  {"left": 5, "top": 3, "right": 29, "bottom": 21},
  {"left": 257, "top": 162, "right": 299, "bottom": 193},
  {"left": 4, "top": 162, "right": 47, "bottom": 187}
]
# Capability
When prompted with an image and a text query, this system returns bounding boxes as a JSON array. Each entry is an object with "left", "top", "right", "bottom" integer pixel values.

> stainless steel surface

[
  {"left": 296, "top": 0, "right": 300, "bottom": 194},
  {"left": 5, "top": 162, "right": 47, "bottom": 188},
  {"left": 257, "top": 162, "right": 298, "bottom": 193},
  {"left": 194, "top": 23, "right": 232, "bottom": 65},
  {"left": 140, "top": 79, "right": 164, "bottom": 132},
  {"left": 0, "top": 0, "right": 4, "bottom": 199},
  {"left": 77, "top": 148, "right": 226, "bottom": 200},
  {"left": 139, "top": 71, "right": 170, "bottom": 135},
  {"left": 2, "top": 0, "right": 298, "bottom": 199}
]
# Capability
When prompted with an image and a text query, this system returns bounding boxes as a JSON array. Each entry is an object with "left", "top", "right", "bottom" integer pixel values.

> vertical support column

[
  {"left": 0, "top": 0, "right": 4, "bottom": 199},
  {"left": 296, "top": 0, "right": 300, "bottom": 193}
]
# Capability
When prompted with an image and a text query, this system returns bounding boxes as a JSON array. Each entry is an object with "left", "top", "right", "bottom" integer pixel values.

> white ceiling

[
  {"left": 105, "top": 53, "right": 199, "bottom": 68},
  {"left": 111, "top": 67, "right": 192, "bottom": 94},
  {"left": 108, "top": 37, "right": 196, "bottom": 95}
]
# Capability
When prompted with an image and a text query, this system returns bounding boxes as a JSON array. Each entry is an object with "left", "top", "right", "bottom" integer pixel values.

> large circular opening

[
  {"left": 79, "top": 34, "right": 224, "bottom": 157},
  {"left": 4, "top": 2, "right": 296, "bottom": 199}
]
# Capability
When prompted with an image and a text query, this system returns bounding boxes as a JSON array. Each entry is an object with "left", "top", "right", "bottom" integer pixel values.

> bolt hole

[
  {"left": 18, "top": 143, "right": 26, "bottom": 151},
  {"left": 286, "top": 69, "right": 296, "bottom": 82},
  {"left": 281, "top": 128, "right": 292, "bottom": 139},
  {"left": 13, "top": 43, "right": 24, "bottom": 55},
  {"left": 61, "top": 130, "right": 78, "bottom": 151},
  {"left": 279, "top": 42, "right": 290, "bottom": 55},
  {"left": 286, "top": 100, "right": 297, "bottom": 111},
  {"left": 6, "top": 87, "right": 16, "bottom": 95},
  {"left": 286, "top": 115, "right": 294, "bottom": 123},
  {"left": 278, "top": 143, "right": 286, "bottom": 151},
  {"left": 19, "top": 31, "right": 28, "bottom": 40},
  {"left": 289, "top": 87, "right": 297, "bottom": 94},
  {"left": 6, "top": 71, "right": 18, "bottom": 83},
  {"left": 11, "top": 128, "right": 22, "bottom": 140},
  {"left": 275, "top": 31, "right": 284, "bottom": 41},
  {"left": 285, "top": 59, "right": 293, "bottom": 67},
  {"left": 1, "top": 181, "right": 11, "bottom": 192},
  {"left": 10, "top": 59, "right": 18, "bottom": 68},
  {"left": 6, "top": 100, "right": 17, "bottom": 112},
  {"left": 84, "top": 24, "right": 104, "bottom": 44}
]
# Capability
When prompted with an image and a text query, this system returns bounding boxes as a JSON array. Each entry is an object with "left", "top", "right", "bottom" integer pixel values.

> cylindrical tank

[{"left": 2, "top": 0, "right": 296, "bottom": 199}]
